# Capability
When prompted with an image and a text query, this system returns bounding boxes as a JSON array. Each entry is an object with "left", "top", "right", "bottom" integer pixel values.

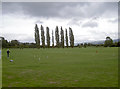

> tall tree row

[
  {"left": 60, "top": 26, "right": 64, "bottom": 48},
  {"left": 41, "top": 25, "right": 45, "bottom": 48},
  {"left": 46, "top": 27, "right": 50, "bottom": 48},
  {"left": 35, "top": 24, "right": 40, "bottom": 47},
  {"left": 55, "top": 26, "right": 59, "bottom": 48},
  {"left": 69, "top": 27, "right": 74, "bottom": 48},
  {"left": 34, "top": 24, "right": 74, "bottom": 48}
]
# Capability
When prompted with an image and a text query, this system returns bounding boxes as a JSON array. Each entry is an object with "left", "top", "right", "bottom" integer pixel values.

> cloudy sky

[{"left": 1, "top": 1, "right": 118, "bottom": 44}]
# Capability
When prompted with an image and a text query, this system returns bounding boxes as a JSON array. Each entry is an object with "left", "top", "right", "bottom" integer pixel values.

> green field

[
  {"left": 2, "top": 47, "right": 118, "bottom": 87},
  {"left": 0, "top": 55, "right": 2, "bottom": 88}
]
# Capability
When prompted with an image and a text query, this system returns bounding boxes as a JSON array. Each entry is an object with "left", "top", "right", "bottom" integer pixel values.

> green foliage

[
  {"left": 52, "top": 30, "right": 54, "bottom": 48},
  {"left": 55, "top": 26, "right": 59, "bottom": 48},
  {"left": 118, "top": 41, "right": 120, "bottom": 47},
  {"left": 80, "top": 43, "right": 83, "bottom": 47},
  {"left": 65, "top": 29, "right": 68, "bottom": 48},
  {"left": 69, "top": 27, "right": 74, "bottom": 48},
  {"left": 41, "top": 25, "right": 45, "bottom": 48},
  {"left": 35, "top": 24, "right": 40, "bottom": 47},
  {"left": 60, "top": 26, "right": 64, "bottom": 48},
  {"left": 11, "top": 40, "right": 19, "bottom": 47},
  {"left": 46, "top": 27, "right": 50, "bottom": 48},
  {"left": 104, "top": 36, "right": 113, "bottom": 47},
  {"left": 0, "top": 38, "right": 1, "bottom": 49},
  {"left": 77, "top": 44, "right": 80, "bottom": 48},
  {"left": 84, "top": 43, "right": 87, "bottom": 48},
  {"left": 2, "top": 37, "right": 8, "bottom": 48}
]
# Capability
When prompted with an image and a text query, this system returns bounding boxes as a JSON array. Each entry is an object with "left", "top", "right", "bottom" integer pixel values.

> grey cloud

[
  {"left": 2, "top": 2, "right": 118, "bottom": 19},
  {"left": 20, "top": 36, "right": 34, "bottom": 43},
  {"left": 88, "top": 30, "right": 118, "bottom": 40},
  {"left": 75, "top": 31, "right": 118, "bottom": 43},
  {"left": 2, "top": 33, "right": 34, "bottom": 42},
  {"left": 35, "top": 20, "right": 44, "bottom": 24},
  {"left": 89, "top": 30, "right": 106, "bottom": 35},
  {"left": 82, "top": 21, "right": 98, "bottom": 28},
  {"left": 67, "top": 18, "right": 82, "bottom": 26},
  {"left": 75, "top": 35, "right": 93, "bottom": 43},
  {"left": 108, "top": 18, "right": 118, "bottom": 23}
]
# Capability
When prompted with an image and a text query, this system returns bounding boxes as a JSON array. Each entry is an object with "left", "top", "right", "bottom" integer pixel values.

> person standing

[{"left": 7, "top": 49, "right": 10, "bottom": 58}]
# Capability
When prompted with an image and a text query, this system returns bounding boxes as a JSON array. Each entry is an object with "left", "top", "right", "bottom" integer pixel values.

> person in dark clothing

[{"left": 7, "top": 49, "right": 10, "bottom": 58}]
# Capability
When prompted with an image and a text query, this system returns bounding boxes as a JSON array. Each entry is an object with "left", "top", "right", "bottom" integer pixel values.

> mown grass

[
  {"left": 2, "top": 47, "right": 118, "bottom": 87},
  {"left": 0, "top": 54, "right": 2, "bottom": 88}
]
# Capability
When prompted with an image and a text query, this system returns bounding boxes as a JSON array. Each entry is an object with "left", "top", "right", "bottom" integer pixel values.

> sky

[{"left": 1, "top": 1, "right": 118, "bottom": 44}]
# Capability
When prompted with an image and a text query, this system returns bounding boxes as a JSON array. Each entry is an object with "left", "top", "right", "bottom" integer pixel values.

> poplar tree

[
  {"left": 35, "top": 24, "right": 40, "bottom": 47},
  {"left": 55, "top": 26, "right": 59, "bottom": 48},
  {"left": 69, "top": 27, "right": 74, "bottom": 48},
  {"left": 52, "top": 30, "right": 54, "bottom": 48},
  {"left": 65, "top": 29, "right": 68, "bottom": 48},
  {"left": 41, "top": 25, "right": 45, "bottom": 48},
  {"left": 60, "top": 26, "right": 64, "bottom": 48},
  {"left": 46, "top": 27, "right": 50, "bottom": 48}
]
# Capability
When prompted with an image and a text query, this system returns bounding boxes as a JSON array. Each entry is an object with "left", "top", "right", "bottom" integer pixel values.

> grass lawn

[
  {"left": 2, "top": 47, "right": 118, "bottom": 87},
  {"left": 0, "top": 54, "right": 2, "bottom": 88}
]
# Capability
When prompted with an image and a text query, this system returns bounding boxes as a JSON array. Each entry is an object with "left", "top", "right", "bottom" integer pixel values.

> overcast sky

[{"left": 1, "top": 2, "right": 118, "bottom": 44}]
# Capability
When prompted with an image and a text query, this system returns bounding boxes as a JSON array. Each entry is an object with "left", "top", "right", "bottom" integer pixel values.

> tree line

[
  {"left": 1, "top": 25, "right": 120, "bottom": 48},
  {"left": 34, "top": 24, "right": 74, "bottom": 48},
  {"left": 1, "top": 36, "right": 120, "bottom": 48},
  {"left": 1, "top": 37, "right": 36, "bottom": 48},
  {"left": 77, "top": 36, "right": 120, "bottom": 48},
  {"left": 1, "top": 37, "right": 120, "bottom": 48}
]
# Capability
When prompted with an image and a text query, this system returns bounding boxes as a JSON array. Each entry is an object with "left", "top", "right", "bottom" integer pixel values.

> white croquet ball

[{"left": 10, "top": 60, "right": 13, "bottom": 62}]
